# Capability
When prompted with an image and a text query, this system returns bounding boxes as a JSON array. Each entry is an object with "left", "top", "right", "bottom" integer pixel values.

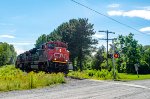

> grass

[
  {"left": 118, "top": 73, "right": 150, "bottom": 81},
  {"left": 68, "top": 70, "right": 150, "bottom": 81},
  {"left": 68, "top": 70, "right": 118, "bottom": 80},
  {"left": 0, "top": 65, "right": 65, "bottom": 91}
]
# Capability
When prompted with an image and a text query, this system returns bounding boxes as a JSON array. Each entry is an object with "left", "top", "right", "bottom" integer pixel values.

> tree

[
  {"left": 92, "top": 45, "right": 105, "bottom": 70},
  {"left": 115, "top": 33, "right": 141, "bottom": 73},
  {"left": 73, "top": 18, "right": 97, "bottom": 71},
  {"left": 139, "top": 46, "right": 150, "bottom": 74},
  {"left": 143, "top": 46, "right": 150, "bottom": 67},
  {"left": 0, "top": 42, "right": 17, "bottom": 66},
  {"left": 35, "top": 34, "right": 47, "bottom": 48}
]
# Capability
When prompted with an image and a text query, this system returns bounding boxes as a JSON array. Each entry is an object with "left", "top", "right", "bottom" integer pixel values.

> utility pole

[{"left": 99, "top": 30, "right": 115, "bottom": 69}]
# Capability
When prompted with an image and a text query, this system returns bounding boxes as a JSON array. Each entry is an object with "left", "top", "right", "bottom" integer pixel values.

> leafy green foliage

[
  {"left": 68, "top": 69, "right": 120, "bottom": 80},
  {"left": 68, "top": 70, "right": 150, "bottom": 81},
  {"left": 115, "top": 33, "right": 142, "bottom": 73},
  {"left": 35, "top": 34, "right": 47, "bottom": 48},
  {"left": 0, "top": 42, "right": 16, "bottom": 66},
  {"left": 91, "top": 46, "right": 105, "bottom": 70},
  {"left": 113, "top": 33, "right": 150, "bottom": 74},
  {"left": 138, "top": 46, "right": 150, "bottom": 74},
  {"left": 0, "top": 65, "right": 65, "bottom": 91}
]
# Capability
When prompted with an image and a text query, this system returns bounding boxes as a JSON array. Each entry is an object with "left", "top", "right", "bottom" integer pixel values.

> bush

[
  {"left": 86, "top": 70, "right": 96, "bottom": 77},
  {"left": 126, "top": 63, "right": 136, "bottom": 73},
  {"left": 139, "top": 61, "right": 150, "bottom": 74},
  {"left": 110, "top": 69, "right": 120, "bottom": 79},
  {"left": 68, "top": 69, "right": 119, "bottom": 80},
  {"left": 0, "top": 65, "right": 65, "bottom": 91},
  {"left": 67, "top": 71, "right": 88, "bottom": 79}
]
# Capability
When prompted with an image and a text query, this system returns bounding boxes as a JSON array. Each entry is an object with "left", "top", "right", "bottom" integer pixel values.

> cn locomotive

[{"left": 15, "top": 41, "right": 69, "bottom": 73}]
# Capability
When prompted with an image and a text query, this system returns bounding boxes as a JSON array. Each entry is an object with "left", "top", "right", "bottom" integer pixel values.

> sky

[{"left": 0, "top": 0, "right": 150, "bottom": 55}]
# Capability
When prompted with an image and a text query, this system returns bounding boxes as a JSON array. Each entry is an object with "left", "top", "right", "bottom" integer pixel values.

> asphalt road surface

[{"left": 0, "top": 78, "right": 150, "bottom": 99}]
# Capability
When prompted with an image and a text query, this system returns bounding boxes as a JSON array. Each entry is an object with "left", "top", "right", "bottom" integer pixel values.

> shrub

[
  {"left": 68, "top": 69, "right": 117, "bottom": 80},
  {"left": 110, "top": 69, "right": 120, "bottom": 79},
  {"left": 86, "top": 70, "right": 96, "bottom": 77},
  {"left": 67, "top": 71, "right": 88, "bottom": 79},
  {"left": 139, "top": 61, "right": 150, "bottom": 74},
  {"left": 0, "top": 65, "right": 65, "bottom": 91}
]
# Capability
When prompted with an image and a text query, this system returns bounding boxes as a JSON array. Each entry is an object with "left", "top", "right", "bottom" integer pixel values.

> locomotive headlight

[
  {"left": 59, "top": 49, "right": 62, "bottom": 52},
  {"left": 65, "top": 60, "right": 68, "bottom": 62},
  {"left": 54, "top": 58, "right": 57, "bottom": 60}
]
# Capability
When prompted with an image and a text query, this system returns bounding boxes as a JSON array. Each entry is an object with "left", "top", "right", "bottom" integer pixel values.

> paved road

[{"left": 0, "top": 78, "right": 150, "bottom": 99}]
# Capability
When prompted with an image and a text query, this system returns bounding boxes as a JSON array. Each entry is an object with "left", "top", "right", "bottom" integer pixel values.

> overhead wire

[{"left": 70, "top": 0, "right": 150, "bottom": 36}]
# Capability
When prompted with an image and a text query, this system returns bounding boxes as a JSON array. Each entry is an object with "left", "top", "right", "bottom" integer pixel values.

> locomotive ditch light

[{"left": 59, "top": 49, "right": 62, "bottom": 52}]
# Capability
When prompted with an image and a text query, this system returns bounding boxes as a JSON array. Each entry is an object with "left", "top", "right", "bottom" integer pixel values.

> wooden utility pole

[{"left": 99, "top": 30, "right": 115, "bottom": 69}]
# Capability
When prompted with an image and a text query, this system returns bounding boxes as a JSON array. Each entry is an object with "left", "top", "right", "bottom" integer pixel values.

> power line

[{"left": 70, "top": 0, "right": 150, "bottom": 36}]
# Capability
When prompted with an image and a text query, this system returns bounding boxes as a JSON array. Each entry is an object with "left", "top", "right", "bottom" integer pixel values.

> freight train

[{"left": 15, "top": 41, "right": 69, "bottom": 73}]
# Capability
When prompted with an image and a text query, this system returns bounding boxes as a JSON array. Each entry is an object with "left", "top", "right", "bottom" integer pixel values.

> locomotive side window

[
  {"left": 42, "top": 45, "right": 45, "bottom": 49},
  {"left": 47, "top": 44, "right": 55, "bottom": 49}
]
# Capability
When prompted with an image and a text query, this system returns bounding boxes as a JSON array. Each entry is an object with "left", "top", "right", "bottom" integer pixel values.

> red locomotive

[{"left": 15, "top": 41, "right": 69, "bottom": 73}]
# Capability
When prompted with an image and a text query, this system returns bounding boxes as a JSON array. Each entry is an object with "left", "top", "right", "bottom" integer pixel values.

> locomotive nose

[
  {"left": 54, "top": 53, "right": 61, "bottom": 58},
  {"left": 51, "top": 48, "right": 66, "bottom": 62},
  {"left": 53, "top": 53, "right": 65, "bottom": 61}
]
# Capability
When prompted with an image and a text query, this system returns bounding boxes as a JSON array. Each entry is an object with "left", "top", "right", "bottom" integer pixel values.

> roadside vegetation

[
  {"left": 68, "top": 70, "right": 150, "bottom": 81},
  {"left": 0, "top": 65, "right": 65, "bottom": 91},
  {"left": 68, "top": 70, "right": 119, "bottom": 80}
]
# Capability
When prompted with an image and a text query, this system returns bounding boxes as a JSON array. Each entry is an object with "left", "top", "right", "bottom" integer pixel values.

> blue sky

[{"left": 0, "top": 0, "right": 150, "bottom": 54}]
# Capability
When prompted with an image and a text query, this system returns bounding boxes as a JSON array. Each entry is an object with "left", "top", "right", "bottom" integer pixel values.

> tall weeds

[
  {"left": 0, "top": 65, "right": 65, "bottom": 91},
  {"left": 68, "top": 69, "right": 120, "bottom": 80}
]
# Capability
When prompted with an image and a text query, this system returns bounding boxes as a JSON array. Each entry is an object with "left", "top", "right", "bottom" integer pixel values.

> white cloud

[
  {"left": 93, "top": 33, "right": 105, "bottom": 38},
  {"left": 92, "top": 41, "right": 112, "bottom": 56},
  {"left": 107, "top": 10, "right": 150, "bottom": 20},
  {"left": 107, "top": 10, "right": 123, "bottom": 16},
  {"left": 8, "top": 42, "right": 35, "bottom": 55},
  {"left": 108, "top": 4, "right": 120, "bottom": 8},
  {"left": 97, "top": 41, "right": 112, "bottom": 48},
  {"left": 15, "top": 47, "right": 25, "bottom": 55},
  {"left": 139, "top": 27, "right": 150, "bottom": 32},
  {"left": 9, "top": 42, "right": 34, "bottom": 45},
  {"left": 0, "top": 35, "right": 15, "bottom": 38}
]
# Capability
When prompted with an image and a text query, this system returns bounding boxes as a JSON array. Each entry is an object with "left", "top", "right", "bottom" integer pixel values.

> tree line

[{"left": 93, "top": 33, "right": 150, "bottom": 74}]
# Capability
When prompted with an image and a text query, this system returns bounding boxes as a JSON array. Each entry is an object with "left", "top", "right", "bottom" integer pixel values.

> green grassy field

[
  {"left": 0, "top": 65, "right": 65, "bottom": 91},
  {"left": 118, "top": 73, "right": 150, "bottom": 81},
  {"left": 68, "top": 70, "right": 117, "bottom": 80},
  {"left": 68, "top": 70, "right": 150, "bottom": 81}
]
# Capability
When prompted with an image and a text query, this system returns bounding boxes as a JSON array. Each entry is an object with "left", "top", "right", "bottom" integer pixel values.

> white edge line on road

[{"left": 89, "top": 79, "right": 150, "bottom": 90}]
